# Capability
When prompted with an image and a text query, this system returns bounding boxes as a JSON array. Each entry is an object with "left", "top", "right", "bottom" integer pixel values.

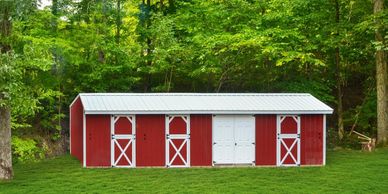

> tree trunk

[
  {"left": 334, "top": 0, "right": 344, "bottom": 140},
  {"left": 0, "top": 0, "right": 13, "bottom": 180},
  {"left": 116, "top": 0, "right": 121, "bottom": 45},
  {"left": 143, "top": 0, "right": 152, "bottom": 92},
  {"left": 0, "top": 107, "right": 12, "bottom": 180},
  {"left": 374, "top": 0, "right": 388, "bottom": 145}
]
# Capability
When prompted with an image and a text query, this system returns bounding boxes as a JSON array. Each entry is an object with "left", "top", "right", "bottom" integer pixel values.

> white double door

[{"left": 213, "top": 115, "right": 255, "bottom": 165}]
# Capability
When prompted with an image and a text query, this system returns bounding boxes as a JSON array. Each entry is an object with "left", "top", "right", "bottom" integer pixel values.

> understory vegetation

[
  {"left": 1, "top": 149, "right": 388, "bottom": 193},
  {"left": 0, "top": 0, "right": 387, "bottom": 163}
]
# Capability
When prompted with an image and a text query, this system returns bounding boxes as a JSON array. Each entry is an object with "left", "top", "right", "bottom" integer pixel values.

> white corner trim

[
  {"left": 69, "top": 94, "right": 81, "bottom": 109},
  {"left": 69, "top": 105, "right": 72, "bottom": 155},
  {"left": 323, "top": 114, "right": 326, "bottom": 165},
  {"left": 83, "top": 112, "right": 86, "bottom": 167}
]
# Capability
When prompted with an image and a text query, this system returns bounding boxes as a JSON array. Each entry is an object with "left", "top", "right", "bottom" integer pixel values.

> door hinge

[
  {"left": 213, "top": 142, "right": 217, "bottom": 145},
  {"left": 235, "top": 143, "right": 237, "bottom": 146}
]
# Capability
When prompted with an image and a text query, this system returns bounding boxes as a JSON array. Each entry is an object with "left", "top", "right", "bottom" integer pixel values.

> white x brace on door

[
  {"left": 166, "top": 115, "right": 190, "bottom": 167},
  {"left": 111, "top": 115, "right": 136, "bottom": 167},
  {"left": 277, "top": 115, "right": 300, "bottom": 167}
]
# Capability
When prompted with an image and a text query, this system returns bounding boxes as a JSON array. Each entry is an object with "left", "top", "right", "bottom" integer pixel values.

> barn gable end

[{"left": 70, "top": 96, "right": 83, "bottom": 164}]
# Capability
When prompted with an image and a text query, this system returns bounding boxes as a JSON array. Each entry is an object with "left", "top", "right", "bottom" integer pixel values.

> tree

[
  {"left": 333, "top": 0, "right": 345, "bottom": 140},
  {"left": 0, "top": 0, "right": 14, "bottom": 180},
  {"left": 374, "top": 0, "right": 387, "bottom": 145},
  {"left": 1, "top": 0, "right": 55, "bottom": 179}
]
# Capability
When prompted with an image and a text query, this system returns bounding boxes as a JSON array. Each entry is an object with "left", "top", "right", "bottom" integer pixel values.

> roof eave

[{"left": 84, "top": 110, "right": 333, "bottom": 115}]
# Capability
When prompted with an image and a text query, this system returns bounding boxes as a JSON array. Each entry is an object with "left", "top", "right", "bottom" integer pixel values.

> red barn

[{"left": 70, "top": 93, "right": 332, "bottom": 168}]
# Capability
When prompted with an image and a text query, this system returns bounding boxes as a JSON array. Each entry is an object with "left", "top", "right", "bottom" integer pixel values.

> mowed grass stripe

[{"left": 1, "top": 149, "right": 388, "bottom": 193}]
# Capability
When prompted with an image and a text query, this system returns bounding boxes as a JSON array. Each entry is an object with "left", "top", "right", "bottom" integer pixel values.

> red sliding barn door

[
  {"left": 190, "top": 115, "right": 212, "bottom": 166},
  {"left": 136, "top": 115, "right": 165, "bottom": 167},
  {"left": 255, "top": 115, "right": 277, "bottom": 166},
  {"left": 301, "top": 115, "right": 324, "bottom": 165}
]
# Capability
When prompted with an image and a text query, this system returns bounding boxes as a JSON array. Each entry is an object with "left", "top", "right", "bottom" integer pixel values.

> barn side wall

[
  {"left": 190, "top": 115, "right": 212, "bottom": 166},
  {"left": 85, "top": 115, "right": 111, "bottom": 167},
  {"left": 70, "top": 97, "right": 83, "bottom": 164},
  {"left": 301, "top": 114, "right": 324, "bottom": 165},
  {"left": 255, "top": 115, "right": 277, "bottom": 166},
  {"left": 136, "top": 115, "right": 166, "bottom": 167}
]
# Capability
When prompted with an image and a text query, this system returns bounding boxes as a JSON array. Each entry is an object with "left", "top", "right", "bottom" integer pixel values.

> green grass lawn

[{"left": 1, "top": 149, "right": 388, "bottom": 194}]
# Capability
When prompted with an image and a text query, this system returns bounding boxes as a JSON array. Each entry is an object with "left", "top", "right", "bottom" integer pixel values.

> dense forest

[{"left": 0, "top": 0, "right": 387, "bottom": 170}]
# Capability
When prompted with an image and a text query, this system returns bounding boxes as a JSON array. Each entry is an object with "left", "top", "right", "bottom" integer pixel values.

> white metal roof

[{"left": 74, "top": 93, "right": 333, "bottom": 115}]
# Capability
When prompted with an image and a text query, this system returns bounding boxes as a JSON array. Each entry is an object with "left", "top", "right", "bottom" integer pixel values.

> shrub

[{"left": 12, "top": 136, "right": 45, "bottom": 163}]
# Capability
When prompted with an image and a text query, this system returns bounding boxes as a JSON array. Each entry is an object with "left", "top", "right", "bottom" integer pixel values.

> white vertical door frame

[
  {"left": 132, "top": 115, "right": 136, "bottom": 167},
  {"left": 276, "top": 115, "right": 280, "bottom": 166},
  {"left": 165, "top": 115, "right": 169, "bottom": 167},
  {"left": 277, "top": 115, "right": 301, "bottom": 167},
  {"left": 110, "top": 115, "right": 114, "bottom": 167},
  {"left": 323, "top": 114, "right": 326, "bottom": 165},
  {"left": 252, "top": 115, "right": 256, "bottom": 166},
  {"left": 186, "top": 116, "right": 191, "bottom": 167},
  {"left": 211, "top": 115, "right": 215, "bottom": 166},
  {"left": 111, "top": 115, "right": 136, "bottom": 168},
  {"left": 165, "top": 115, "right": 190, "bottom": 168},
  {"left": 297, "top": 116, "right": 301, "bottom": 166}
]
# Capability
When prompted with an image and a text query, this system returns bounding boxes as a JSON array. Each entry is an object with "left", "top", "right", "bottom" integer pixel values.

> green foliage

[
  {"left": 11, "top": 136, "right": 46, "bottom": 163},
  {"left": 0, "top": 0, "right": 383, "bottom": 153}
]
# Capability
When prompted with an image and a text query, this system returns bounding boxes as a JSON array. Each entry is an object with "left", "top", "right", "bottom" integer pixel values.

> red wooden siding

[
  {"left": 255, "top": 115, "right": 277, "bottom": 166},
  {"left": 114, "top": 117, "right": 133, "bottom": 135},
  {"left": 190, "top": 115, "right": 212, "bottom": 166},
  {"left": 136, "top": 115, "right": 165, "bottom": 166},
  {"left": 86, "top": 115, "right": 111, "bottom": 167},
  {"left": 70, "top": 97, "right": 83, "bottom": 163},
  {"left": 281, "top": 117, "right": 298, "bottom": 134},
  {"left": 114, "top": 139, "right": 133, "bottom": 166},
  {"left": 169, "top": 139, "right": 187, "bottom": 165},
  {"left": 301, "top": 115, "right": 323, "bottom": 165},
  {"left": 169, "top": 116, "right": 187, "bottom": 134}
]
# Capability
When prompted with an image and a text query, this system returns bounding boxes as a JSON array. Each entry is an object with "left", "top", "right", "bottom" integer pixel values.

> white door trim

[
  {"left": 276, "top": 115, "right": 301, "bottom": 167},
  {"left": 165, "top": 115, "right": 190, "bottom": 168},
  {"left": 111, "top": 115, "right": 136, "bottom": 168}
]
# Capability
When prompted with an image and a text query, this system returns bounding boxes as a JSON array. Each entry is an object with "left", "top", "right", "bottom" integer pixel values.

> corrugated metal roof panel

[{"left": 77, "top": 93, "right": 333, "bottom": 114}]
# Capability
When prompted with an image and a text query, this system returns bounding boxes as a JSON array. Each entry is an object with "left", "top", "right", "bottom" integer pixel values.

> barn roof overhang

[{"left": 72, "top": 93, "right": 334, "bottom": 115}]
